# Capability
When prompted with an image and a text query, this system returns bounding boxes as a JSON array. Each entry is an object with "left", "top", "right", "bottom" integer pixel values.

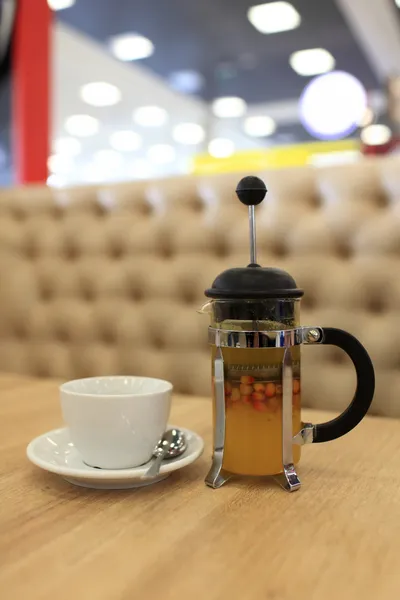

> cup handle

[{"left": 294, "top": 327, "right": 375, "bottom": 445}]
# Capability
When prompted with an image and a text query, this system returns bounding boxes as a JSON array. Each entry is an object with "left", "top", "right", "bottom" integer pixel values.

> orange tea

[{"left": 212, "top": 346, "right": 301, "bottom": 476}]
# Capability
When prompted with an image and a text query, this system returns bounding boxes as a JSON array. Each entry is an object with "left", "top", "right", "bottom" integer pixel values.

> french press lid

[{"left": 205, "top": 176, "right": 304, "bottom": 300}]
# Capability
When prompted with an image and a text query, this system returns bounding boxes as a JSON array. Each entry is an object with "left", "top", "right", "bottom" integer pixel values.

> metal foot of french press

[
  {"left": 205, "top": 458, "right": 231, "bottom": 489},
  {"left": 275, "top": 465, "right": 301, "bottom": 493},
  {"left": 275, "top": 347, "right": 301, "bottom": 493},
  {"left": 205, "top": 344, "right": 231, "bottom": 489}
]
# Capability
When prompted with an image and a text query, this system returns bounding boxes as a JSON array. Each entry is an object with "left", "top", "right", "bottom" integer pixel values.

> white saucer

[{"left": 27, "top": 426, "right": 204, "bottom": 489}]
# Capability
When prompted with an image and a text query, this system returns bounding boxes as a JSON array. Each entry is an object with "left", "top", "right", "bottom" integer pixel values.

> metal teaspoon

[{"left": 144, "top": 428, "right": 187, "bottom": 478}]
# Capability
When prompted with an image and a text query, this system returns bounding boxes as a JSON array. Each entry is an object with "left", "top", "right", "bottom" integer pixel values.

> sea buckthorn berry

[
  {"left": 224, "top": 381, "right": 232, "bottom": 395},
  {"left": 252, "top": 392, "right": 266, "bottom": 402},
  {"left": 293, "top": 379, "right": 301, "bottom": 394},
  {"left": 253, "top": 383, "right": 265, "bottom": 392},
  {"left": 253, "top": 401, "right": 268, "bottom": 412},
  {"left": 265, "top": 383, "right": 276, "bottom": 398}
]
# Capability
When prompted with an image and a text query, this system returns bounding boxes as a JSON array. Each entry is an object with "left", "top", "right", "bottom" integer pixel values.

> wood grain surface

[{"left": 1, "top": 375, "right": 400, "bottom": 600}]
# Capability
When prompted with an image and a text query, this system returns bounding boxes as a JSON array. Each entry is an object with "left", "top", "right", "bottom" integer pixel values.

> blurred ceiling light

[
  {"left": 65, "top": 114, "right": 99, "bottom": 137},
  {"left": 109, "top": 33, "right": 154, "bottom": 61},
  {"left": 133, "top": 106, "right": 168, "bottom": 127},
  {"left": 47, "top": 154, "right": 73, "bottom": 175},
  {"left": 48, "top": 0, "right": 75, "bottom": 10},
  {"left": 53, "top": 137, "right": 81, "bottom": 156},
  {"left": 248, "top": 2, "right": 301, "bottom": 34},
  {"left": 169, "top": 70, "right": 204, "bottom": 94},
  {"left": 80, "top": 82, "right": 121, "bottom": 107},
  {"left": 47, "top": 174, "right": 67, "bottom": 187},
  {"left": 147, "top": 144, "right": 176, "bottom": 164},
  {"left": 131, "top": 159, "right": 153, "bottom": 180},
  {"left": 244, "top": 115, "right": 276, "bottom": 137},
  {"left": 172, "top": 123, "right": 206, "bottom": 145},
  {"left": 93, "top": 149, "right": 124, "bottom": 169},
  {"left": 396, "top": 0, "right": 400, "bottom": 7},
  {"left": 110, "top": 130, "right": 142, "bottom": 152},
  {"left": 361, "top": 124, "right": 392, "bottom": 146},
  {"left": 208, "top": 138, "right": 235, "bottom": 158},
  {"left": 212, "top": 96, "right": 247, "bottom": 118},
  {"left": 299, "top": 71, "right": 367, "bottom": 140},
  {"left": 289, "top": 48, "right": 335, "bottom": 76}
]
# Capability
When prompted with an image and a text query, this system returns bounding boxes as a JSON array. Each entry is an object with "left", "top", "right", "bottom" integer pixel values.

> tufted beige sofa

[{"left": 0, "top": 156, "right": 399, "bottom": 416}]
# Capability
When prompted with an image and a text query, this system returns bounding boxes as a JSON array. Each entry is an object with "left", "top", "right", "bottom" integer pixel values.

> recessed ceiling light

[
  {"left": 172, "top": 123, "right": 206, "bottom": 145},
  {"left": 361, "top": 124, "right": 392, "bottom": 146},
  {"left": 212, "top": 97, "right": 247, "bottom": 118},
  {"left": 244, "top": 115, "right": 276, "bottom": 137},
  {"left": 109, "top": 130, "right": 142, "bottom": 152},
  {"left": 47, "top": 0, "right": 75, "bottom": 10},
  {"left": 80, "top": 82, "right": 121, "bottom": 107},
  {"left": 93, "top": 150, "right": 124, "bottom": 169},
  {"left": 53, "top": 137, "right": 81, "bottom": 156},
  {"left": 65, "top": 114, "right": 99, "bottom": 137},
  {"left": 169, "top": 70, "right": 204, "bottom": 94},
  {"left": 208, "top": 138, "right": 235, "bottom": 158},
  {"left": 47, "top": 154, "right": 73, "bottom": 175},
  {"left": 133, "top": 106, "right": 168, "bottom": 127},
  {"left": 248, "top": 2, "right": 301, "bottom": 34},
  {"left": 290, "top": 48, "right": 335, "bottom": 76},
  {"left": 109, "top": 33, "right": 154, "bottom": 61},
  {"left": 147, "top": 144, "right": 176, "bottom": 164},
  {"left": 396, "top": 0, "right": 400, "bottom": 8},
  {"left": 299, "top": 71, "right": 367, "bottom": 140}
]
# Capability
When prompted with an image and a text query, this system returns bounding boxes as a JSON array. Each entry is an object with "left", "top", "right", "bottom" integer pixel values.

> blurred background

[
  {"left": 1, "top": 0, "right": 400, "bottom": 186},
  {"left": 0, "top": 0, "right": 398, "bottom": 411}
]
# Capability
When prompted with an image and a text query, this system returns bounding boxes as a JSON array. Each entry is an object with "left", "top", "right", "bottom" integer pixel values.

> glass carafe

[
  {"left": 204, "top": 298, "right": 301, "bottom": 477},
  {"left": 201, "top": 176, "right": 375, "bottom": 492}
]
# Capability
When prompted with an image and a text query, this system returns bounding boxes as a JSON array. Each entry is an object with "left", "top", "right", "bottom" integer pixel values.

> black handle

[{"left": 312, "top": 327, "right": 375, "bottom": 443}]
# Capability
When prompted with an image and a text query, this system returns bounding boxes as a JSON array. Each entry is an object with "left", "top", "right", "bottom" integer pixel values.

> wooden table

[{"left": 1, "top": 375, "right": 400, "bottom": 600}]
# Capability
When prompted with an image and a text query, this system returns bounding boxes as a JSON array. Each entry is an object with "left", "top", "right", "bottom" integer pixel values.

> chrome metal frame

[
  {"left": 208, "top": 326, "right": 324, "bottom": 349},
  {"left": 205, "top": 324, "right": 323, "bottom": 491},
  {"left": 205, "top": 332, "right": 231, "bottom": 489},
  {"left": 293, "top": 423, "right": 315, "bottom": 445},
  {"left": 275, "top": 347, "right": 302, "bottom": 492}
]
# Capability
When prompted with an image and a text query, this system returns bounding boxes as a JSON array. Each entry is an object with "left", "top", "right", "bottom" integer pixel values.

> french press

[{"left": 200, "top": 176, "right": 375, "bottom": 492}]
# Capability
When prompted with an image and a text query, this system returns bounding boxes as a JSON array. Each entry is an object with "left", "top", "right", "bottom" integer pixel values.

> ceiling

[
  {"left": 59, "top": 0, "right": 380, "bottom": 104},
  {"left": 1, "top": 0, "right": 400, "bottom": 186}
]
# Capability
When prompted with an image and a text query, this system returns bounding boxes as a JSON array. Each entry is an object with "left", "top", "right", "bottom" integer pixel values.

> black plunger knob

[{"left": 236, "top": 176, "right": 267, "bottom": 206}]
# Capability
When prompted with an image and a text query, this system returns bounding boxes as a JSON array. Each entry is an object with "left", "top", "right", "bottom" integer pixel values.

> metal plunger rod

[
  {"left": 248, "top": 205, "right": 257, "bottom": 265},
  {"left": 235, "top": 176, "right": 267, "bottom": 265}
]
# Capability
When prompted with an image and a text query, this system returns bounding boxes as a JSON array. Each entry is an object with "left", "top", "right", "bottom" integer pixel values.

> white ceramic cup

[{"left": 60, "top": 376, "right": 173, "bottom": 469}]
